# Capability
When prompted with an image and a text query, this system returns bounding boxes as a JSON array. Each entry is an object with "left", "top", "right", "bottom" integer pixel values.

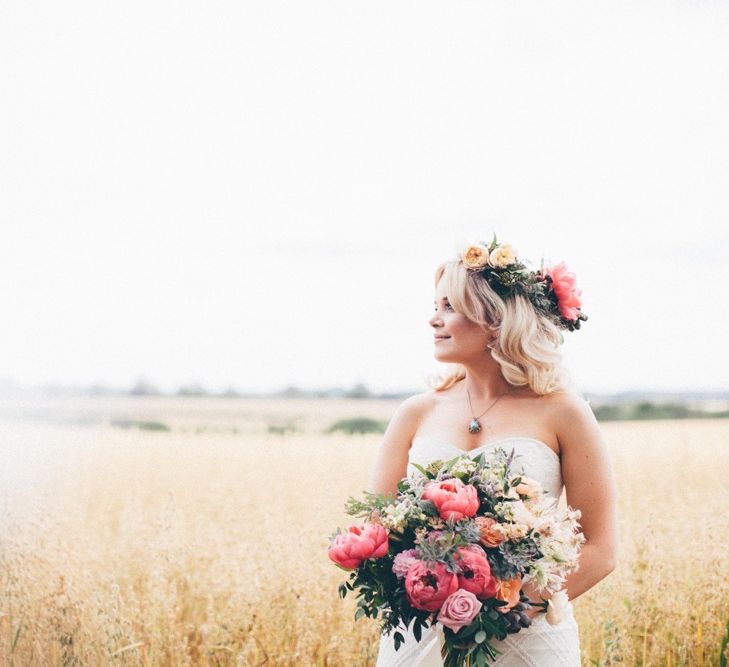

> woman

[{"left": 369, "top": 238, "right": 619, "bottom": 666}]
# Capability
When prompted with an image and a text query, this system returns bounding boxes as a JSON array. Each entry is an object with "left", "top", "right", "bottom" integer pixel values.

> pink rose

[
  {"left": 545, "top": 261, "right": 583, "bottom": 321},
  {"left": 453, "top": 545, "right": 498, "bottom": 599},
  {"left": 392, "top": 549, "right": 420, "bottom": 579},
  {"left": 327, "top": 523, "right": 389, "bottom": 570},
  {"left": 437, "top": 589, "right": 483, "bottom": 633},
  {"left": 422, "top": 478, "right": 479, "bottom": 522},
  {"left": 405, "top": 561, "right": 459, "bottom": 611}
]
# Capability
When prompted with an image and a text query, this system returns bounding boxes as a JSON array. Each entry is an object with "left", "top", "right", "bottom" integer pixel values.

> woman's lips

[{"left": 434, "top": 336, "right": 451, "bottom": 342}]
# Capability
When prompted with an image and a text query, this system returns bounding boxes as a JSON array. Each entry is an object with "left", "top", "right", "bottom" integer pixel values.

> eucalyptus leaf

[{"left": 410, "top": 462, "right": 430, "bottom": 478}]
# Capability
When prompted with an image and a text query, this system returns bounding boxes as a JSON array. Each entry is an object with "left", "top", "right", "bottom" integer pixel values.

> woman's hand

[
  {"left": 520, "top": 581, "right": 548, "bottom": 621},
  {"left": 522, "top": 603, "right": 543, "bottom": 621}
]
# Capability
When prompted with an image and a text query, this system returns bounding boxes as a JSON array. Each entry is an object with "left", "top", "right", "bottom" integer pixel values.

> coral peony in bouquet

[{"left": 327, "top": 448, "right": 585, "bottom": 666}]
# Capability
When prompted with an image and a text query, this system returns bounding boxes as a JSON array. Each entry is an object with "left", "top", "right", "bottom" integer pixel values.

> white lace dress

[{"left": 375, "top": 436, "right": 581, "bottom": 667}]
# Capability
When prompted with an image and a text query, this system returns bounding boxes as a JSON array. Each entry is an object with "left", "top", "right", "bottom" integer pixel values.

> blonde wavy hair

[{"left": 429, "top": 259, "right": 572, "bottom": 395}]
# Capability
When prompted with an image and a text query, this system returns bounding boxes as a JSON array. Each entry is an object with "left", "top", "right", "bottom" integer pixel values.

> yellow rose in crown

[
  {"left": 461, "top": 243, "right": 490, "bottom": 268},
  {"left": 488, "top": 243, "right": 518, "bottom": 268}
]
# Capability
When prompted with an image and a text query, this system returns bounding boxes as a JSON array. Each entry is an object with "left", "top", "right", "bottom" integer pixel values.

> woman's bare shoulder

[
  {"left": 541, "top": 389, "right": 601, "bottom": 451},
  {"left": 391, "top": 390, "right": 439, "bottom": 425},
  {"left": 367, "top": 391, "right": 439, "bottom": 495},
  {"left": 542, "top": 389, "right": 594, "bottom": 418}
]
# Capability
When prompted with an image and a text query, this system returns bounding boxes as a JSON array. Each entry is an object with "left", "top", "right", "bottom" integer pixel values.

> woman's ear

[{"left": 485, "top": 326, "right": 498, "bottom": 350}]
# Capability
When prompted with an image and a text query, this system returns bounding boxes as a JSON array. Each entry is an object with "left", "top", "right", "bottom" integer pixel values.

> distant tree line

[
  {"left": 17, "top": 379, "right": 729, "bottom": 422},
  {"left": 590, "top": 401, "right": 729, "bottom": 422},
  {"left": 128, "top": 379, "right": 413, "bottom": 400}
]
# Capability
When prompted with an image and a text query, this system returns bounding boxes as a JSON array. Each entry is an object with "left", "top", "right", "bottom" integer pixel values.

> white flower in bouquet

[
  {"left": 451, "top": 458, "right": 478, "bottom": 476},
  {"left": 533, "top": 515, "right": 557, "bottom": 537},
  {"left": 381, "top": 499, "right": 413, "bottom": 532},
  {"left": 523, "top": 561, "right": 549, "bottom": 590},
  {"left": 502, "top": 523, "right": 530, "bottom": 541},
  {"left": 546, "top": 589, "right": 570, "bottom": 625},
  {"left": 570, "top": 530, "right": 587, "bottom": 548},
  {"left": 534, "top": 495, "right": 559, "bottom": 515},
  {"left": 492, "top": 500, "right": 513, "bottom": 519},
  {"left": 510, "top": 500, "right": 537, "bottom": 529},
  {"left": 543, "top": 541, "right": 570, "bottom": 564},
  {"left": 525, "top": 558, "right": 568, "bottom": 594},
  {"left": 567, "top": 507, "right": 582, "bottom": 522}
]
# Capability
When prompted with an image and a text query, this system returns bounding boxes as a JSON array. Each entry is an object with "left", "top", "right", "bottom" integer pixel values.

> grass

[{"left": 0, "top": 405, "right": 728, "bottom": 665}]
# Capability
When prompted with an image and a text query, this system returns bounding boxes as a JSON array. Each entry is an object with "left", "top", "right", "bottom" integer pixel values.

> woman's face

[{"left": 429, "top": 279, "right": 495, "bottom": 364}]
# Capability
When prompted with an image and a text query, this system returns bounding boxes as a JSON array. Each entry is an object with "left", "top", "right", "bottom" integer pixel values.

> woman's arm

[
  {"left": 524, "top": 392, "right": 619, "bottom": 609},
  {"left": 366, "top": 393, "right": 430, "bottom": 497}
]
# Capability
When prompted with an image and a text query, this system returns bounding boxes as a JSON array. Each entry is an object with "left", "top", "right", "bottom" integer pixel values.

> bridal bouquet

[{"left": 327, "top": 448, "right": 585, "bottom": 666}]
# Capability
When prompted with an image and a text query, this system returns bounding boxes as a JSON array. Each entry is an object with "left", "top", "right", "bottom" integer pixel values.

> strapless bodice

[{"left": 407, "top": 435, "right": 564, "bottom": 499}]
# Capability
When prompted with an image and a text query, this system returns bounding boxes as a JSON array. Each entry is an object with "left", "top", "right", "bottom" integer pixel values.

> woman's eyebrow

[{"left": 433, "top": 296, "right": 450, "bottom": 304}]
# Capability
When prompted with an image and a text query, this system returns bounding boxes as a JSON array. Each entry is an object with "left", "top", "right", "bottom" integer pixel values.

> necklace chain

[{"left": 466, "top": 386, "right": 510, "bottom": 434}]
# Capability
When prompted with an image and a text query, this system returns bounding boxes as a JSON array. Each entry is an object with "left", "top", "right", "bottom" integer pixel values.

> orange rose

[
  {"left": 474, "top": 516, "right": 506, "bottom": 548},
  {"left": 488, "top": 244, "right": 517, "bottom": 268},
  {"left": 461, "top": 243, "right": 490, "bottom": 269},
  {"left": 494, "top": 576, "right": 522, "bottom": 614}
]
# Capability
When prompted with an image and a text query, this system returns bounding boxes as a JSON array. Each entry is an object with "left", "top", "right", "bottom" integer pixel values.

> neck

[{"left": 460, "top": 362, "right": 512, "bottom": 402}]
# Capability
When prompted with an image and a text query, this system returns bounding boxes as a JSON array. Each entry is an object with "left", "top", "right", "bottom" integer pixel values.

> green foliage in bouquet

[{"left": 328, "top": 447, "right": 585, "bottom": 666}]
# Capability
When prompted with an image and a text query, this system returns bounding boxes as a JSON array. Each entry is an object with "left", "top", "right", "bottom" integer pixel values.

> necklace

[{"left": 466, "top": 387, "right": 510, "bottom": 434}]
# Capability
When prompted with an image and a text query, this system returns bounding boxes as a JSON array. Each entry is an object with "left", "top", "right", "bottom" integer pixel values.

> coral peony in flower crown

[{"left": 459, "top": 234, "right": 588, "bottom": 332}]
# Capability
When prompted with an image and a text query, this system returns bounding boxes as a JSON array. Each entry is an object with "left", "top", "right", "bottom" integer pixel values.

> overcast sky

[{"left": 1, "top": 1, "right": 728, "bottom": 395}]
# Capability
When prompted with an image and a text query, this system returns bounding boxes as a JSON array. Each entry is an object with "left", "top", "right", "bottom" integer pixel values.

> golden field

[{"left": 0, "top": 395, "right": 728, "bottom": 666}]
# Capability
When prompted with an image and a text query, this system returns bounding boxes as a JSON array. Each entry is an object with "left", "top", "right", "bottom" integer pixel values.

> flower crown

[{"left": 459, "top": 234, "right": 588, "bottom": 331}]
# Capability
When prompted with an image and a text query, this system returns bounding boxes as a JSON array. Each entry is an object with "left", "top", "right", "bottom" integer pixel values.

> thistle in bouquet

[{"left": 327, "top": 448, "right": 586, "bottom": 666}]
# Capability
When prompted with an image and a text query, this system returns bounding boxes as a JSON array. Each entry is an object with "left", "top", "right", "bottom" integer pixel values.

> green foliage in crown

[{"left": 459, "top": 233, "right": 588, "bottom": 332}]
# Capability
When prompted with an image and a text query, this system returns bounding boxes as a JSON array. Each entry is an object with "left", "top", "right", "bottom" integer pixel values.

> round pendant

[{"left": 468, "top": 419, "right": 482, "bottom": 434}]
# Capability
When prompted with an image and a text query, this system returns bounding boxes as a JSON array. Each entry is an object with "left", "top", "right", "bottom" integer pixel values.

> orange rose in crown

[{"left": 422, "top": 478, "right": 479, "bottom": 522}]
